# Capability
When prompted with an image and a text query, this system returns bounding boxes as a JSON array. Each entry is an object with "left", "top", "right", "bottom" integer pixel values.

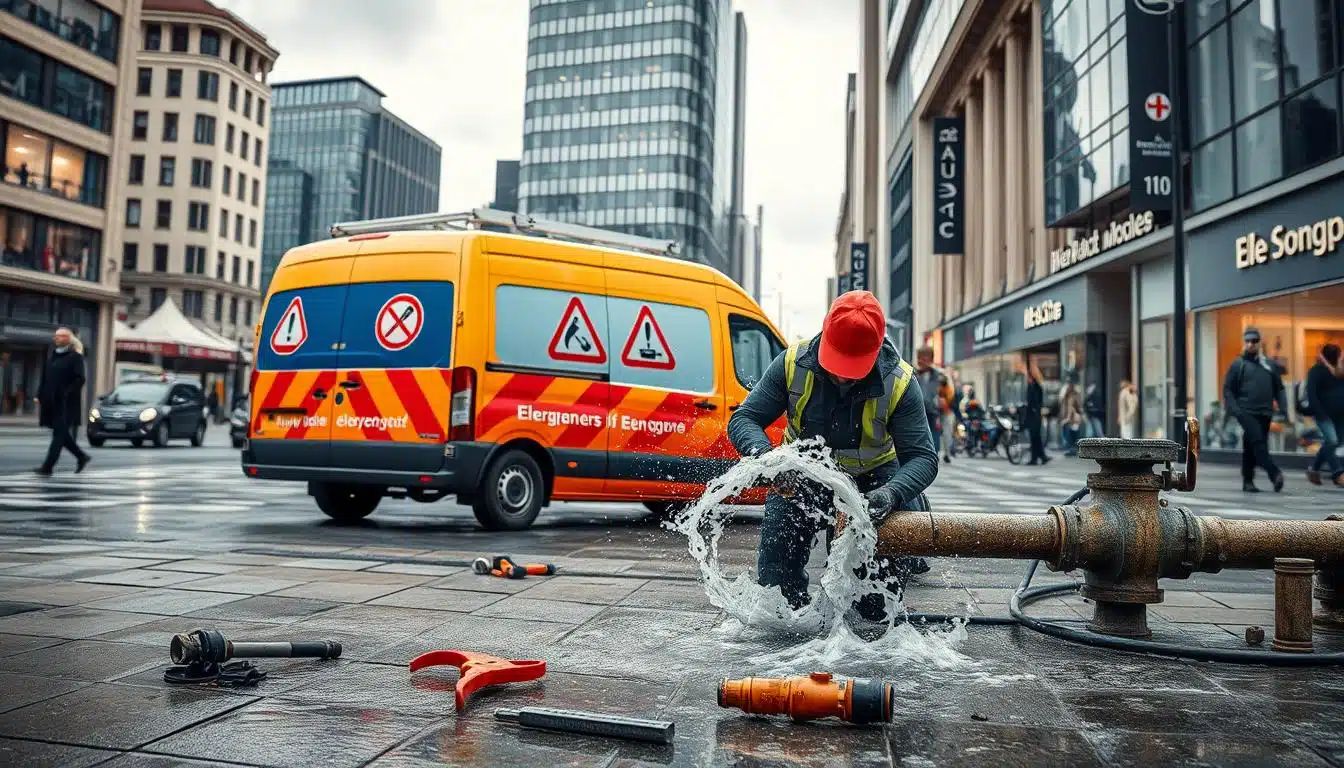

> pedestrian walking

[
  {"left": 1223, "top": 327, "right": 1286, "bottom": 493},
  {"left": 913, "top": 346, "right": 949, "bottom": 464},
  {"left": 1060, "top": 383, "right": 1083, "bottom": 456},
  {"left": 34, "top": 327, "right": 91, "bottom": 476},
  {"left": 1023, "top": 355, "right": 1050, "bottom": 465},
  {"left": 206, "top": 388, "right": 219, "bottom": 424},
  {"left": 1118, "top": 380, "right": 1139, "bottom": 439},
  {"left": 1304, "top": 343, "right": 1343, "bottom": 487},
  {"left": 939, "top": 369, "right": 957, "bottom": 463},
  {"left": 1084, "top": 381, "right": 1106, "bottom": 438}
]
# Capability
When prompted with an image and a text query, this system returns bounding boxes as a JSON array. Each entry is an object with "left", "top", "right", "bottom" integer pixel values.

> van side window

[
  {"left": 494, "top": 285, "right": 609, "bottom": 375},
  {"left": 607, "top": 297, "right": 713, "bottom": 393},
  {"left": 729, "top": 314, "right": 784, "bottom": 389}
]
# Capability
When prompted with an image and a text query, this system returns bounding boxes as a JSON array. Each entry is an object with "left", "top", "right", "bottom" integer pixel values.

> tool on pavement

[
  {"left": 409, "top": 649, "right": 546, "bottom": 711},
  {"left": 718, "top": 673, "right": 894, "bottom": 724},
  {"left": 494, "top": 707, "right": 675, "bottom": 744},
  {"left": 471, "top": 555, "right": 557, "bottom": 579},
  {"left": 164, "top": 629, "right": 341, "bottom": 684}
]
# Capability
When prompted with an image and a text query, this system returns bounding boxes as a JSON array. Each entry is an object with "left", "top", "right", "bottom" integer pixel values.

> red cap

[{"left": 818, "top": 291, "right": 886, "bottom": 379}]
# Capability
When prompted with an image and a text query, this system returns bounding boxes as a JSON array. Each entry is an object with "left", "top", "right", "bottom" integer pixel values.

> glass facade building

[
  {"left": 518, "top": 0, "right": 738, "bottom": 273},
  {"left": 261, "top": 76, "right": 441, "bottom": 291}
]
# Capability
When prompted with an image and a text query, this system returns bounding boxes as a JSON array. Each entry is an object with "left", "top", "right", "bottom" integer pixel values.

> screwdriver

[{"left": 494, "top": 707, "right": 675, "bottom": 744}]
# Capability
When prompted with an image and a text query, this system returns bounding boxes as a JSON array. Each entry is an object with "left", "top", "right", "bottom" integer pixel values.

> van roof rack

[{"left": 328, "top": 208, "right": 682, "bottom": 258}]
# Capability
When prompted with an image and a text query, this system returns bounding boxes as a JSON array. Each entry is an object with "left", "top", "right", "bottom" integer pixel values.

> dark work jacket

[
  {"left": 37, "top": 349, "right": 87, "bottom": 428},
  {"left": 1223, "top": 353, "right": 1284, "bottom": 419},
  {"left": 1307, "top": 361, "right": 1344, "bottom": 422},
  {"left": 727, "top": 335, "right": 938, "bottom": 510},
  {"left": 1023, "top": 379, "right": 1044, "bottom": 426}
]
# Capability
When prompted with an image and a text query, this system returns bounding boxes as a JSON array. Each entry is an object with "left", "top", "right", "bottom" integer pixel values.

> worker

[{"left": 728, "top": 291, "right": 938, "bottom": 622}]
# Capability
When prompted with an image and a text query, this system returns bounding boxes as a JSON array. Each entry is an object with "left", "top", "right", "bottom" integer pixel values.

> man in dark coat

[
  {"left": 727, "top": 291, "right": 938, "bottom": 622},
  {"left": 1223, "top": 327, "right": 1285, "bottom": 492},
  {"left": 36, "top": 327, "right": 92, "bottom": 475}
]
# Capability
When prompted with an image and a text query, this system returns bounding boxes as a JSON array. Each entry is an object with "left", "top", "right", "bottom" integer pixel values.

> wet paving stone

[
  {"left": 0, "top": 600, "right": 47, "bottom": 617},
  {"left": 99, "top": 754, "right": 245, "bottom": 767},
  {"left": 0, "top": 632, "right": 65, "bottom": 658},
  {"left": 244, "top": 566, "right": 432, "bottom": 587},
  {"left": 116, "top": 656, "right": 351, "bottom": 697},
  {"left": 93, "top": 617, "right": 278, "bottom": 648},
  {"left": 84, "top": 589, "right": 250, "bottom": 616},
  {"left": 0, "top": 736, "right": 116, "bottom": 768},
  {"left": 0, "top": 638, "right": 163, "bottom": 682},
  {"left": 1060, "top": 690, "right": 1277, "bottom": 737},
  {"left": 470, "top": 596, "right": 605, "bottom": 624},
  {"left": 145, "top": 560, "right": 251, "bottom": 575},
  {"left": 1025, "top": 655, "right": 1224, "bottom": 695},
  {"left": 0, "top": 683, "right": 256, "bottom": 749},
  {"left": 145, "top": 698, "right": 439, "bottom": 768},
  {"left": 887, "top": 718, "right": 1104, "bottom": 767},
  {"left": 283, "top": 661, "right": 464, "bottom": 715},
  {"left": 515, "top": 575, "right": 647, "bottom": 605},
  {"left": 3, "top": 581, "right": 145, "bottom": 607},
  {"left": 367, "top": 563, "right": 462, "bottom": 577},
  {"left": 370, "top": 587, "right": 505, "bottom": 613},
  {"left": 78, "top": 569, "right": 209, "bottom": 589},
  {"left": 277, "top": 557, "right": 383, "bottom": 571},
  {"left": 173, "top": 574, "right": 307, "bottom": 595},
  {"left": 1208, "top": 668, "right": 1344, "bottom": 704},
  {"left": 0, "top": 606, "right": 160, "bottom": 639},
  {"left": 617, "top": 580, "right": 717, "bottom": 611},
  {"left": 1086, "top": 730, "right": 1331, "bottom": 767},
  {"left": 269, "top": 580, "right": 411, "bottom": 603},
  {"left": 5, "top": 556, "right": 164, "bottom": 579},
  {"left": 0, "top": 672, "right": 87, "bottom": 713},
  {"left": 372, "top": 614, "right": 575, "bottom": 666},
  {"left": 185, "top": 596, "right": 340, "bottom": 625}
]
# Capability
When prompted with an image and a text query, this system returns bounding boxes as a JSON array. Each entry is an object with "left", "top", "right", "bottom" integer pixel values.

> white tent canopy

[{"left": 115, "top": 298, "right": 240, "bottom": 361}]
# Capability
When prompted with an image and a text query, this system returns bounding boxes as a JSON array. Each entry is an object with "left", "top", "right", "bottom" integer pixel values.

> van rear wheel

[
  {"left": 312, "top": 482, "right": 381, "bottom": 522},
  {"left": 474, "top": 449, "right": 544, "bottom": 531}
]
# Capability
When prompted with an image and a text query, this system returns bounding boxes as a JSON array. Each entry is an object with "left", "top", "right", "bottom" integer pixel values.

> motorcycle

[{"left": 957, "top": 403, "right": 1026, "bottom": 462}]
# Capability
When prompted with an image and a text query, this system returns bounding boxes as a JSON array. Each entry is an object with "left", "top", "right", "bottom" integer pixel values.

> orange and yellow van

[{"left": 243, "top": 210, "right": 786, "bottom": 529}]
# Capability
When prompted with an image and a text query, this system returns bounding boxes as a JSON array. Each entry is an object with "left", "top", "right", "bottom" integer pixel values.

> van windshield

[{"left": 105, "top": 382, "right": 169, "bottom": 404}]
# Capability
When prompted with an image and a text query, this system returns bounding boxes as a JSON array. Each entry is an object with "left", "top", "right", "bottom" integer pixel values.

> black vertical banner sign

[
  {"left": 1125, "top": 0, "right": 1175, "bottom": 212},
  {"left": 932, "top": 117, "right": 964, "bottom": 254},
  {"left": 848, "top": 243, "right": 869, "bottom": 292}
]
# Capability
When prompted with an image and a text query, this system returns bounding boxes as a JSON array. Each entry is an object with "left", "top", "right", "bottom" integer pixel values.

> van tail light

[{"left": 448, "top": 366, "right": 476, "bottom": 442}]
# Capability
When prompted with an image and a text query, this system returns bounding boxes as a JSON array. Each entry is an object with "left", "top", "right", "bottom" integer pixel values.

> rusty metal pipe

[
  {"left": 1273, "top": 558, "right": 1315, "bottom": 653},
  {"left": 875, "top": 511, "right": 1061, "bottom": 561},
  {"left": 1190, "top": 518, "right": 1344, "bottom": 571}
]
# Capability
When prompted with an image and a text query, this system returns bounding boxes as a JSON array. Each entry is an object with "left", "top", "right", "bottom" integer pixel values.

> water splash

[{"left": 670, "top": 439, "right": 974, "bottom": 675}]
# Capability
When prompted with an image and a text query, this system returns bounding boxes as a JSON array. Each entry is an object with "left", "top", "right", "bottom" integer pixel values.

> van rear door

[
  {"left": 327, "top": 249, "right": 457, "bottom": 473},
  {"left": 250, "top": 258, "right": 358, "bottom": 468}
]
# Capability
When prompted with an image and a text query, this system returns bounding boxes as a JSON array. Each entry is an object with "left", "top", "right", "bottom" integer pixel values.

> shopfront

[
  {"left": 1188, "top": 174, "right": 1344, "bottom": 459},
  {"left": 0, "top": 287, "right": 99, "bottom": 417},
  {"left": 941, "top": 272, "right": 1132, "bottom": 435}
]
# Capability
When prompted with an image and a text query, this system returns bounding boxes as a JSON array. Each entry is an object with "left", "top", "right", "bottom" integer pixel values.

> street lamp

[{"left": 1162, "top": 1, "right": 1189, "bottom": 448}]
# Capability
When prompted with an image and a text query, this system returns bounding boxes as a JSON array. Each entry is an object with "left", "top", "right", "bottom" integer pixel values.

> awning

[{"left": 115, "top": 299, "right": 240, "bottom": 362}]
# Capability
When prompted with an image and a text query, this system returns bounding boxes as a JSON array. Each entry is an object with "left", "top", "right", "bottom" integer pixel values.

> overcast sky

[{"left": 216, "top": 0, "right": 860, "bottom": 335}]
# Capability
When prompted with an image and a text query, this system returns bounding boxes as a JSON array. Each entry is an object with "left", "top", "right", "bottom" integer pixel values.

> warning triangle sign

[
  {"left": 270, "top": 296, "right": 308, "bottom": 355},
  {"left": 547, "top": 296, "right": 607, "bottom": 364},
  {"left": 620, "top": 305, "right": 676, "bottom": 370}
]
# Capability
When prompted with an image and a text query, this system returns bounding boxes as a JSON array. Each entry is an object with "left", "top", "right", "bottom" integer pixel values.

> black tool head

[{"left": 170, "top": 629, "right": 228, "bottom": 664}]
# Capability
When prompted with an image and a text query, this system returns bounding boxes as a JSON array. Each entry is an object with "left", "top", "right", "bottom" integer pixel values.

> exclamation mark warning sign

[
  {"left": 270, "top": 296, "right": 308, "bottom": 355},
  {"left": 620, "top": 305, "right": 676, "bottom": 370}
]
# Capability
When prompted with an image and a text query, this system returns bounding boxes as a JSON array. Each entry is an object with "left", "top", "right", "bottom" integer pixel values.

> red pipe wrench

[{"left": 409, "top": 649, "right": 546, "bottom": 711}]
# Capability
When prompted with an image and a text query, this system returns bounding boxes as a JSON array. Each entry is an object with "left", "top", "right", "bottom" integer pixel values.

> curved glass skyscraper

[{"left": 519, "top": 0, "right": 740, "bottom": 273}]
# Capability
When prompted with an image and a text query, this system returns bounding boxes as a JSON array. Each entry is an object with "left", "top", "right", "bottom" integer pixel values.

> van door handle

[
  {"left": 312, "top": 389, "right": 328, "bottom": 400},
  {"left": 694, "top": 399, "right": 718, "bottom": 411},
  {"left": 727, "top": 402, "right": 741, "bottom": 411},
  {"left": 339, "top": 380, "right": 361, "bottom": 390}
]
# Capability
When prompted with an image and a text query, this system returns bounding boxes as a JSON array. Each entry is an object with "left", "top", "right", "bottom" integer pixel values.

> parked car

[
  {"left": 229, "top": 395, "right": 248, "bottom": 448},
  {"left": 88, "top": 375, "right": 207, "bottom": 448}
]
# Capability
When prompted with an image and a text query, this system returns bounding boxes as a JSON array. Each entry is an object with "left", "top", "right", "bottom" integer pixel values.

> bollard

[{"left": 1272, "top": 558, "right": 1314, "bottom": 653}]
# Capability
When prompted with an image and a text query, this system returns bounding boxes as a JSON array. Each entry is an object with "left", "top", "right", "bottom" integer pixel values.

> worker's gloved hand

[{"left": 865, "top": 488, "right": 896, "bottom": 523}]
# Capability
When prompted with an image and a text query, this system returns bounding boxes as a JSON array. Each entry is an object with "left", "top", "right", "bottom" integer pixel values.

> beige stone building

[
  {"left": 119, "top": 0, "right": 276, "bottom": 369},
  {"left": 0, "top": 0, "right": 143, "bottom": 416}
]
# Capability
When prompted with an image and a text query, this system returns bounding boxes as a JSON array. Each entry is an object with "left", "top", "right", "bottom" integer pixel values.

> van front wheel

[
  {"left": 474, "top": 449, "right": 544, "bottom": 531},
  {"left": 312, "top": 482, "right": 381, "bottom": 522}
]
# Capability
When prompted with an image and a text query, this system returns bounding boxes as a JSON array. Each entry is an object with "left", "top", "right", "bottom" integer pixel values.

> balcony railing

[
  {"left": 1, "top": 0, "right": 120, "bottom": 63},
  {"left": 2, "top": 165, "right": 103, "bottom": 207}
]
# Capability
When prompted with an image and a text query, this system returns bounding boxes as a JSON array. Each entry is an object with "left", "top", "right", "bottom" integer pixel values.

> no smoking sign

[{"left": 375, "top": 293, "right": 425, "bottom": 351}]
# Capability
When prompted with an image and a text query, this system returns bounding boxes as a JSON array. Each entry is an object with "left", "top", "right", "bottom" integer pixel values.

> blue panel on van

[
  {"left": 255, "top": 285, "right": 348, "bottom": 371},
  {"left": 340, "top": 281, "right": 455, "bottom": 370}
]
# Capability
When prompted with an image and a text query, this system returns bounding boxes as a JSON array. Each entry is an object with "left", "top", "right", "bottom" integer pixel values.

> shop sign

[
  {"left": 1125, "top": 0, "right": 1175, "bottom": 212},
  {"left": 932, "top": 116, "right": 965, "bottom": 254},
  {"left": 1050, "top": 211, "right": 1156, "bottom": 274},
  {"left": 1235, "top": 214, "right": 1344, "bottom": 270},
  {"left": 971, "top": 317, "right": 1000, "bottom": 351},
  {"left": 0, "top": 323, "right": 55, "bottom": 343},
  {"left": 1023, "top": 299, "right": 1064, "bottom": 330},
  {"left": 849, "top": 243, "right": 869, "bottom": 292}
]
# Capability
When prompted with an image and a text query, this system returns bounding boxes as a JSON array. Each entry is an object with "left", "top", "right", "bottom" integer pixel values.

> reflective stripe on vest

[{"left": 783, "top": 339, "right": 914, "bottom": 475}]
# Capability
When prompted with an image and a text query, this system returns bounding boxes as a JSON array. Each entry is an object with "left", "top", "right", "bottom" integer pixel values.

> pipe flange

[
  {"left": 1077, "top": 437, "right": 1183, "bottom": 463},
  {"left": 1047, "top": 505, "right": 1080, "bottom": 573},
  {"left": 1085, "top": 472, "right": 1166, "bottom": 492}
]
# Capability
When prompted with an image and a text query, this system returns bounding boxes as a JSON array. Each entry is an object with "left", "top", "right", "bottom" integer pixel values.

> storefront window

[
  {"left": 2, "top": 122, "right": 107, "bottom": 206},
  {"left": 0, "top": 204, "right": 101, "bottom": 282},
  {"left": 1198, "top": 284, "right": 1344, "bottom": 455},
  {"left": 1141, "top": 319, "right": 1168, "bottom": 438}
]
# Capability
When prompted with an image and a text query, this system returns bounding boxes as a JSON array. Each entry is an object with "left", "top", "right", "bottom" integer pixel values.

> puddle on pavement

[{"left": 668, "top": 439, "right": 1028, "bottom": 685}]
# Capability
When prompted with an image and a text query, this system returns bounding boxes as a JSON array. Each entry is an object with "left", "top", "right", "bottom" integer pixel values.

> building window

[
  {"left": 133, "top": 111, "right": 149, "bottom": 140},
  {"left": 239, "top": 131, "right": 249, "bottom": 158},
  {"left": 187, "top": 201, "right": 209, "bottom": 231},
  {"left": 0, "top": 206, "right": 103, "bottom": 281},
  {"left": 126, "top": 198, "right": 141, "bottom": 227},
  {"left": 170, "top": 24, "right": 188, "bottom": 52},
  {"left": 151, "top": 287, "right": 166, "bottom": 311},
  {"left": 251, "top": 179, "right": 260, "bottom": 206},
  {"left": 136, "top": 67, "right": 152, "bottom": 96},
  {"left": 123, "top": 242, "right": 138, "bottom": 271},
  {"left": 166, "top": 69, "right": 183, "bottom": 98},
  {"left": 2, "top": 123, "right": 108, "bottom": 207},
  {"left": 158, "top": 157, "right": 175, "bottom": 186},
  {"left": 162, "top": 112, "right": 179, "bottom": 142},
  {"left": 193, "top": 114, "right": 216, "bottom": 145},
  {"left": 183, "top": 289, "right": 204, "bottom": 318},
  {"left": 214, "top": 292, "right": 223, "bottom": 322},
  {"left": 222, "top": 166, "right": 232, "bottom": 194},
  {"left": 228, "top": 81, "right": 238, "bottom": 110},
  {"left": 229, "top": 295, "right": 238, "bottom": 324},
  {"left": 0, "top": 37, "right": 112, "bottom": 132},
  {"left": 231, "top": 255, "right": 240, "bottom": 283},
  {"left": 229, "top": 39, "right": 240, "bottom": 64},
  {"left": 156, "top": 200, "right": 172, "bottom": 229},
  {"left": 225, "top": 124, "right": 235, "bottom": 152},
  {"left": 244, "top": 299, "right": 253, "bottom": 325},
  {"left": 218, "top": 207, "right": 228, "bottom": 236},
  {"left": 234, "top": 213, "right": 243, "bottom": 243},
  {"left": 197, "top": 71, "right": 219, "bottom": 101},
  {"left": 246, "top": 260, "right": 254, "bottom": 287},
  {"left": 256, "top": 99, "right": 266, "bottom": 127},
  {"left": 243, "top": 90, "right": 252, "bottom": 118},
  {"left": 145, "top": 24, "right": 161, "bottom": 51},
  {"left": 216, "top": 250, "right": 226, "bottom": 279},
  {"left": 200, "top": 29, "right": 221, "bottom": 57},
  {"left": 236, "top": 172, "right": 246, "bottom": 202},
  {"left": 184, "top": 246, "right": 205, "bottom": 275},
  {"left": 248, "top": 219, "right": 256, "bottom": 247},
  {"left": 253, "top": 140, "right": 262, "bottom": 166},
  {"left": 190, "top": 158, "right": 213, "bottom": 188},
  {"left": 153, "top": 244, "right": 168, "bottom": 272},
  {"left": 128, "top": 155, "right": 144, "bottom": 185}
]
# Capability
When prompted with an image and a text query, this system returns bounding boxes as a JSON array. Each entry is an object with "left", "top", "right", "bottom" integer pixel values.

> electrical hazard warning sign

[
  {"left": 620, "top": 305, "right": 676, "bottom": 370},
  {"left": 269, "top": 296, "right": 308, "bottom": 355},
  {"left": 548, "top": 296, "right": 607, "bottom": 364},
  {"left": 376, "top": 293, "right": 425, "bottom": 351}
]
